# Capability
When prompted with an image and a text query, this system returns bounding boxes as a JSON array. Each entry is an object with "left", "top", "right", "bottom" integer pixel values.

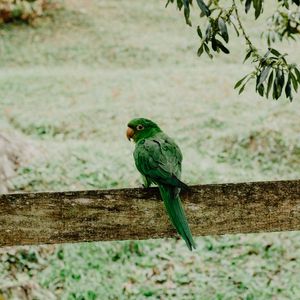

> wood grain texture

[{"left": 0, "top": 180, "right": 299, "bottom": 247}]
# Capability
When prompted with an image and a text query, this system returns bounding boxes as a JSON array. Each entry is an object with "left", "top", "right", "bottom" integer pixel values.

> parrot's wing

[{"left": 134, "top": 134, "right": 187, "bottom": 189}]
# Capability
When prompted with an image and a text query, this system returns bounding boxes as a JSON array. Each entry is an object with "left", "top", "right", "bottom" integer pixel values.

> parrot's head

[{"left": 126, "top": 118, "right": 161, "bottom": 142}]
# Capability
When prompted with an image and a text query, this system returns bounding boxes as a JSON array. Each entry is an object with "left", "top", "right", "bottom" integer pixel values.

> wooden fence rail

[{"left": 0, "top": 180, "right": 299, "bottom": 247}]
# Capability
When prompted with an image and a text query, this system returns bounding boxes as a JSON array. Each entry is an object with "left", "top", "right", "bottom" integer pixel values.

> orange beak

[{"left": 126, "top": 127, "right": 134, "bottom": 141}]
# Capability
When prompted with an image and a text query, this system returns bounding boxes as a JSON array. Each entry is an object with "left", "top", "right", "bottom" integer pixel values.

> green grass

[{"left": 0, "top": 0, "right": 299, "bottom": 299}]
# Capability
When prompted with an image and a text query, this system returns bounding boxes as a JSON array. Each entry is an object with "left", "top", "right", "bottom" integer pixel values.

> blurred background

[{"left": 0, "top": 0, "right": 299, "bottom": 299}]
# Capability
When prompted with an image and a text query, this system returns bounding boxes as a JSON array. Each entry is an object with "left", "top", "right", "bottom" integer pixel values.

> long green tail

[{"left": 159, "top": 184, "right": 196, "bottom": 251}]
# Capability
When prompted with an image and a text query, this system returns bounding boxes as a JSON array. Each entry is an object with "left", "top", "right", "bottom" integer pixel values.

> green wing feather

[{"left": 134, "top": 132, "right": 196, "bottom": 250}]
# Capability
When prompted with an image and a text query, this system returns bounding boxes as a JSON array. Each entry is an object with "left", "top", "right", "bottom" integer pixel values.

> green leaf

[
  {"left": 203, "top": 43, "right": 213, "bottom": 59},
  {"left": 211, "top": 38, "right": 218, "bottom": 51},
  {"left": 290, "top": 72, "right": 298, "bottom": 92},
  {"left": 285, "top": 79, "right": 292, "bottom": 101},
  {"left": 205, "top": 23, "right": 212, "bottom": 41},
  {"left": 258, "top": 66, "right": 272, "bottom": 87},
  {"left": 256, "top": 72, "right": 261, "bottom": 90},
  {"left": 293, "top": 67, "right": 300, "bottom": 83},
  {"left": 234, "top": 75, "right": 249, "bottom": 89},
  {"left": 275, "top": 69, "right": 284, "bottom": 99},
  {"left": 197, "top": 26, "right": 203, "bottom": 38},
  {"left": 266, "top": 70, "right": 274, "bottom": 98},
  {"left": 184, "top": 8, "right": 191, "bottom": 26},
  {"left": 239, "top": 84, "right": 246, "bottom": 94},
  {"left": 197, "top": 45, "right": 204, "bottom": 56},
  {"left": 257, "top": 83, "right": 264, "bottom": 96},
  {"left": 218, "top": 18, "right": 229, "bottom": 43},
  {"left": 165, "top": 0, "right": 172, "bottom": 8},
  {"left": 245, "top": 0, "right": 252, "bottom": 13},
  {"left": 281, "top": 0, "right": 289, "bottom": 8},
  {"left": 253, "top": 0, "right": 263, "bottom": 19},
  {"left": 215, "top": 39, "right": 230, "bottom": 54},
  {"left": 244, "top": 49, "right": 252, "bottom": 63},
  {"left": 196, "top": 0, "right": 210, "bottom": 16},
  {"left": 272, "top": 79, "right": 278, "bottom": 100},
  {"left": 176, "top": 0, "right": 183, "bottom": 10},
  {"left": 262, "top": 49, "right": 271, "bottom": 60},
  {"left": 269, "top": 48, "right": 281, "bottom": 57},
  {"left": 182, "top": 0, "right": 191, "bottom": 26}
]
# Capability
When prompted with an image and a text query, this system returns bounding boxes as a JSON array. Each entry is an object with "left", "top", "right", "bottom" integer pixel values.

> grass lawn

[{"left": 0, "top": 0, "right": 299, "bottom": 299}]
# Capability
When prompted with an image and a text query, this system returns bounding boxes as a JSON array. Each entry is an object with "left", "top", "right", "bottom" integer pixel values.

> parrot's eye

[{"left": 136, "top": 124, "right": 144, "bottom": 131}]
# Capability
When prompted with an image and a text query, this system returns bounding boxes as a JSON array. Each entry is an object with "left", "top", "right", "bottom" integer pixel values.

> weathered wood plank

[{"left": 0, "top": 180, "right": 299, "bottom": 247}]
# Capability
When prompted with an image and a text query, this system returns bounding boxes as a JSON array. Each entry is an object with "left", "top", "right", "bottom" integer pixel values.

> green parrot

[{"left": 126, "top": 118, "right": 196, "bottom": 250}]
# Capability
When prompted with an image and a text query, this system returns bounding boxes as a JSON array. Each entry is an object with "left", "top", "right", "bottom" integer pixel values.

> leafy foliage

[
  {"left": 196, "top": 15, "right": 231, "bottom": 58},
  {"left": 264, "top": 7, "right": 300, "bottom": 44},
  {"left": 243, "top": 0, "right": 264, "bottom": 19},
  {"left": 235, "top": 48, "right": 300, "bottom": 101},
  {"left": 166, "top": 0, "right": 300, "bottom": 101}
]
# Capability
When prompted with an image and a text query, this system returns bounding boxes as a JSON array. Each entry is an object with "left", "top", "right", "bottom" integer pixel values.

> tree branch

[{"left": 0, "top": 179, "right": 300, "bottom": 247}]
